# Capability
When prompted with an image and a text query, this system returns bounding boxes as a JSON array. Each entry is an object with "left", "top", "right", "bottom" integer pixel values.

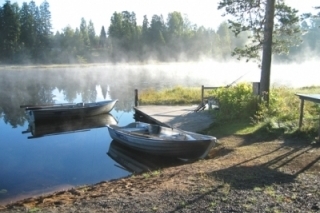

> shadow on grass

[
  {"left": 168, "top": 144, "right": 320, "bottom": 213},
  {"left": 166, "top": 166, "right": 294, "bottom": 213},
  {"left": 209, "top": 145, "right": 318, "bottom": 189},
  {"left": 210, "top": 165, "right": 295, "bottom": 189},
  {"left": 204, "top": 120, "right": 318, "bottom": 148}
]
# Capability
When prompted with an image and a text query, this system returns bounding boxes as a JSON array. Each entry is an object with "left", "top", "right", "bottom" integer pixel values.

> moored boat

[
  {"left": 107, "top": 122, "right": 217, "bottom": 159},
  {"left": 22, "top": 99, "right": 118, "bottom": 122}
]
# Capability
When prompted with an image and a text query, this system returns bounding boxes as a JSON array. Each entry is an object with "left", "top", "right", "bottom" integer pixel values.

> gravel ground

[{"left": 1, "top": 136, "right": 319, "bottom": 213}]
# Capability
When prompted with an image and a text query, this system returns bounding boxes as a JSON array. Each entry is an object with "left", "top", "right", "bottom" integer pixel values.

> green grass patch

[
  {"left": 202, "top": 120, "right": 255, "bottom": 138},
  {"left": 138, "top": 86, "right": 207, "bottom": 105}
]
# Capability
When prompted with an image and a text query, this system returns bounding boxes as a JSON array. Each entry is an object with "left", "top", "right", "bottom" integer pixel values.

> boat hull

[
  {"left": 107, "top": 122, "right": 216, "bottom": 159},
  {"left": 26, "top": 100, "right": 117, "bottom": 122}
]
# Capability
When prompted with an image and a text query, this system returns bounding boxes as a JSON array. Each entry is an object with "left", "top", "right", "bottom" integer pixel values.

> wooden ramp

[{"left": 133, "top": 105, "right": 214, "bottom": 132}]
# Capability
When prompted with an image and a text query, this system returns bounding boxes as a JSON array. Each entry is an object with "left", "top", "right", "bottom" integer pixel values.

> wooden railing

[{"left": 201, "top": 85, "right": 221, "bottom": 104}]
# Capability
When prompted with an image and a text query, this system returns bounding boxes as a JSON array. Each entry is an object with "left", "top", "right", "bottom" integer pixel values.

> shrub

[{"left": 209, "top": 83, "right": 258, "bottom": 122}]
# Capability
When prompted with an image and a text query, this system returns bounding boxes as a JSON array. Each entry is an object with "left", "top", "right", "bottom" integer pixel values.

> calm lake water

[{"left": 0, "top": 61, "right": 318, "bottom": 204}]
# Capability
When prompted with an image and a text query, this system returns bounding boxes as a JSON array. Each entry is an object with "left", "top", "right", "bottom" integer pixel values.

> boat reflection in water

[
  {"left": 23, "top": 113, "right": 118, "bottom": 139},
  {"left": 107, "top": 140, "right": 185, "bottom": 174},
  {"left": 22, "top": 99, "right": 118, "bottom": 122}
]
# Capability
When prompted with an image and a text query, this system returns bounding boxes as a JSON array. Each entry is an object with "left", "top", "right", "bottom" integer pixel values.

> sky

[{"left": 6, "top": 0, "right": 320, "bottom": 33}]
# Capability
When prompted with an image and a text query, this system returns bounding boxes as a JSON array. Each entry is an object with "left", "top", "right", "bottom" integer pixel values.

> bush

[
  {"left": 210, "top": 84, "right": 320, "bottom": 138},
  {"left": 209, "top": 83, "right": 258, "bottom": 122}
]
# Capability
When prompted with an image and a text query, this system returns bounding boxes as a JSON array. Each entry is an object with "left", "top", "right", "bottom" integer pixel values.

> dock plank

[{"left": 133, "top": 105, "right": 214, "bottom": 132}]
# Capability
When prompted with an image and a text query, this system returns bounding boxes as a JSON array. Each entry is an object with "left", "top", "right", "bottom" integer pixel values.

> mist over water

[
  {"left": 101, "top": 60, "right": 319, "bottom": 88},
  {"left": 269, "top": 61, "right": 320, "bottom": 88}
]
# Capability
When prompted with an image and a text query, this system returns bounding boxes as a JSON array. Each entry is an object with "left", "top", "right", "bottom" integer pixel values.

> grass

[
  {"left": 138, "top": 86, "right": 210, "bottom": 105},
  {"left": 202, "top": 120, "right": 259, "bottom": 138}
]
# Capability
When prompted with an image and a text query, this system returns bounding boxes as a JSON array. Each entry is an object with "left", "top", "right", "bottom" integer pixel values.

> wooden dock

[{"left": 133, "top": 105, "right": 215, "bottom": 132}]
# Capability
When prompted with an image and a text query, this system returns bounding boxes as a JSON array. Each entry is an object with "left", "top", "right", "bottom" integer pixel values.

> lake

[{"left": 0, "top": 61, "right": 318, "bottom": 204}]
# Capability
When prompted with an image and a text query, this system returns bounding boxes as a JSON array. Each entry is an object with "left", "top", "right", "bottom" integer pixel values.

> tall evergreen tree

[
  {"left": 142, "top": 15, "right": 149, "bottom": 41},
  {"left": 166, "top": 12, "right": 184, "bottom": 58},
  {"left": 28, "top": 0, "right": 42, "bottom": 60},
  {"left": 140, "top": 15, "right": 151, "bottom": 59},
  {"left": 39, "top": 1, "right": 52, "bottom": 47},
  {"left": 88, "top": 20, "right": 96, "bottom": 48},
  {"left": 167, "top": 12, "right": 183, "bottom": 37},
  {"left": 121, "top": 11, "right": 139, "bottom": 51},
  {"left": 150, "top": 15, "right": 166, "bottom": 47},
  {"left": 99, "top": 26, "right": 107, "bottom": 48},
  {"left": 0, "top": 5, "right": 4, "bottom": 61},
  {"left": 108, "top": 11, "right": 140, "bottom": 60},
  {"left": 0, "top": 1, "right": 21, "bottom": 62},
  {"left": 216, "top": 22, "right": 232, "bottom": 59},
  {"left": 80, "top": 17, "right": 90, "bottom": 47},
  {"left": 19, "top": 3, "right": 33, "bottom": 49},
  {"left": 108, "top": 12, "right": 123, "bottom": 39}
]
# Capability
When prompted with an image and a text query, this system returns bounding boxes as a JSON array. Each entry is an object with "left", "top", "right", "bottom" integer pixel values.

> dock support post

[
  {"left": 135, "top": 89, "right": 139, "bottom": 107},
  {"left": 201, "top": 85, "right": 204, "bottom": 104}
]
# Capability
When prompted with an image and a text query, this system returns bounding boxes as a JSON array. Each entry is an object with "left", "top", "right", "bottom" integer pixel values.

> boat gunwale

[
  {"left": 107, "top": 122, "right": 216, "bottom": 143},
  {"left": 26, "top": 99, "right": 118, "bottom": 112}
]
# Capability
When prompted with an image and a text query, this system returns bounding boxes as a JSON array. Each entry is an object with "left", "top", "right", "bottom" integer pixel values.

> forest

[{"left": 0, "top": 0, "right": 319, "bottom": 64}]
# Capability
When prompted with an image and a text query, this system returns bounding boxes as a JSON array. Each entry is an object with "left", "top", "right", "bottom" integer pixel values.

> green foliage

[
  {"left": 0, "top": 1, "right": 21, "bottom": 61},
  {"left": 254, "top": 88, "right": 300, "bottom": 126},
  {"left": 215, "top": 85, "right": 319, "bottom": 139},
  {"left": 275, "top": 17, "right": 320, "bottom": 62},
  {"left": 76, "top": 55, "right": 87, "bottom": 64},
  {"left": 0, "top": 1, "right": 250, "bottom": 64},
  {"left": 254, "top": 87, "right": 320, "bottom": 136},
  {"left": 209, "top": 83, "right": 259, "bottom": 122},
  {"left": 218, "top": 0, "right": 301, "bottom": 62}
]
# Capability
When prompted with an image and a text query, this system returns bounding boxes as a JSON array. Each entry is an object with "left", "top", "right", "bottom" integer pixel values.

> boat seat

[{"left": 148, "top": 125, "right": 161, "bottom": 134}]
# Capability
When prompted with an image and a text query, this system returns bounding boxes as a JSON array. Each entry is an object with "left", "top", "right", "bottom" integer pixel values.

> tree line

[{"left": 0, "top": 0, "right": 319, "bottom": 64}]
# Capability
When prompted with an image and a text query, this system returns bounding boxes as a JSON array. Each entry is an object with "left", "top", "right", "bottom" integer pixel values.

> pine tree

[
  {"left": 80, "top": 17, "right": 90, "bottom": 47},
  {"left": 218, "top": 0, "right": 301, "bottom": 103},
  {"left": 88, "top": 20, "right": 96, "bottom": 48},
  {"left": 0, "top": 1, "right": 21, "bottom": 62},
  {"left": 99, "top": 26, "right": 107, "bottom": 48}
]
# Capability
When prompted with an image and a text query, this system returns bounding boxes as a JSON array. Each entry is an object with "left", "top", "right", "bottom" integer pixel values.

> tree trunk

[{"left": 260, "top": 0, "right": 275, "bottom": 104}]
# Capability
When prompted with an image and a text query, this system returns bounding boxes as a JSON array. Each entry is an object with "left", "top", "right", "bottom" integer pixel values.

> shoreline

[{"left": 1, "top": 136, "right": 319, "bottom": 212}]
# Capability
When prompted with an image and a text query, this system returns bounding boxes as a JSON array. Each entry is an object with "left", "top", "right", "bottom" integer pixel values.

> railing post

[
  {"left": 201, "top": 85, "right": 204, "bottom": 104},
  {"left": 252, "top": 82, "right": 260, "bottom": 96},
  {"left": 299, "top": 99, "right": 304, "bottom": 129},
  {"left": 318, "top": 114, "right": 320, "bottom": 142},
  {"left": 135, "top": 89, "right": 139, "bottom": 107}
]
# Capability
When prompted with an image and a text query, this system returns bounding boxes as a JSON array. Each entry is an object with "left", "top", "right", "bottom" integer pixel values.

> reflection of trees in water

[{"left": 0, "top": 66, "right": 197, "bottom": 127}]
